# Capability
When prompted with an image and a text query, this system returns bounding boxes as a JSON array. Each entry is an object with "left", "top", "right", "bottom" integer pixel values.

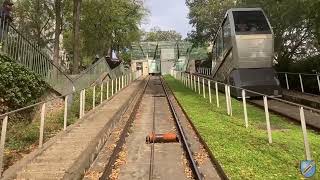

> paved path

[
  {"left": 4, "top": 78, "right": 145, "bottom": 180},
  {"left": 283, "top": 90, "right": 320, "bottom": 109},
  {"left": 251, "top": 99, "right": 320, "bottom": 129}
]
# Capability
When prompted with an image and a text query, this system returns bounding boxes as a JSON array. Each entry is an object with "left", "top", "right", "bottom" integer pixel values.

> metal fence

[
  {"left": 277, "top": 72, "right": 320, "bottom": 95},
  {"left": 0, "top": 18, "right": 75, "bottom": 95},
  {"left": 72, "top": 58, "right": 124, "bottom": 91},
  {"left": 196, "top": 67, "right": 212, "bottom": 76},
  {"left": 0, "top": 70, "right": 142, "bottom": 175},
  {"left": 172, "top": 70, "right": 318, "bottom": 163},
  {"left": 196, "top": 67, "right": 320, "bottom": 95}
]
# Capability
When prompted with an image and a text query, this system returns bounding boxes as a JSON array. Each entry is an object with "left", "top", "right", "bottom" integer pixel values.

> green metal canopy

[{"left": 130, "top": 41, "right": 209, "bottom": 71}]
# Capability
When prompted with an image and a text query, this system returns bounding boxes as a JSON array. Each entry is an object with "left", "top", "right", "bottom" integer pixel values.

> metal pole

[
  {"left": 263, "top": 96, "right": 272, "bottom": 143},
  {"left": 183, "top": 73, "right": 185, "bottom": 86},
  {"left": 194, "top": 75, "right": 196, "bottom": 92},
  {"left": 79, "top": 91, "right": 83, "bottom": 118},
  {"left": 215, "top": 82, "right": 219, "bottom": 108},
  {"left": 198, "top": 76, "right": 200, "bottom": 94},
  {"left": 112, "top": 79, "right": 114, "bottom": 95},
  {"left": 202, "top": 78, "right": 206, "bottom": 98},
  {"left": 228, "top": 86, "right": 232, "bottom": 116},
  {"left": 299, "top": 74, "right": 304, "bottom": 93},
  {"left": 122, "top": 75, "right": 124, "bottom": 89},
  {"left": 107, "top": 81, "right": 109, "bottom": 99},
  {"left": 83, "top": 89, "right": 86, "bottom": 116},
  {"left": 115, "top": 78, "right": 118, "bottom": 93},
  {"left": 64, "top": 95, "right": 68, "bottom": 131},
  {"left": 39, "top": 103, "right": 46, "bottom": 148},
  {"left": 186, "top": 74, "right": 188, "bottom": 87},
  {"left": 285, "top": 73, "right": 289, "bottom": 90},
  {"left": 300, "top": 107, "right": 311, "bottom": 160},
  {"left": 225, "top": 85, "right": 230, "bottom": 115},
  {"left": 93, "top": 86, "right": 96, "bottom": 109},
  {"left": 100, "top": 83, "right": 104, "bottom": 103},
  {"left": 317, "top": 75, "right": 320, "bottom": 93},
  {"left": 242, "top": 90, "right": 248, "bottom": 128},
  {"left": 0, "top": 116, "right": 8, "bottom": 175},
  {"left": 208, "top": 80, "right": 212, "bottom": 103},
  {"left": 190, "top": 75, "right": 193, "bottom": 90},
  {"left": 125, "top": 75, "right": 127, "bottom": 86}
]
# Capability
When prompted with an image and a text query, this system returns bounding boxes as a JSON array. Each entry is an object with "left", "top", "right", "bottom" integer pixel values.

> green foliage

[
  {"left": 165, "top": 75, "right": 320, "bottom": 179},
  {"left": 62, "top": 0, "right": 146, "bottom": 60},
  {"left": 14, "top": 0, "right": 55, "bottom": 47},
  {"left": 142, "top": 27, "right": 183, "bottom": 41},
  {"left": 0, "top": 54, "right": 47, "bottom": 110},
  {"left": 119, "top": 51, "right": 131, "bottom": 64}
]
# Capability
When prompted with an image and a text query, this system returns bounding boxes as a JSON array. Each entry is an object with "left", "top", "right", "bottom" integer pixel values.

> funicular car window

[{"left": 233, "top": 11, "right": 271, "bottom": 34}]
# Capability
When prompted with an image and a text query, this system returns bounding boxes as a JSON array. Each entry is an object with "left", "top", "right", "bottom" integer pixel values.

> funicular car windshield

[{"left": 233, "top": 11, "right": 271, "bottom": 35}]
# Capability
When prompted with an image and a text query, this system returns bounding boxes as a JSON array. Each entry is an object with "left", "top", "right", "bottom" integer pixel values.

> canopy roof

[{"left": 130, "top": 41, "right": 208, "bottom": 61}]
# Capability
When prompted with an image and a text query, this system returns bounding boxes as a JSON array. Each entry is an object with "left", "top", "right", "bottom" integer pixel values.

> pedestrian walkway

[
  {"left": 282, "top": 90, "right": 320, "bottom": 109},
  {"left": 2, "top": 78, "right": 146, "bottom": 180}
]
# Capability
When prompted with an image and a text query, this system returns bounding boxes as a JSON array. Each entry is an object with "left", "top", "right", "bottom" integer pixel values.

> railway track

[
  {"left": 186, "top": 72, "right": 320, "bottom": 130},
  {"left": 94, "top": 75, "right": 224, "bottom": 180}
]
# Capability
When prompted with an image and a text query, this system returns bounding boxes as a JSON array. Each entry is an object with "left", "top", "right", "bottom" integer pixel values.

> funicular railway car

[{"left": 212, "top": 8, "right": 282, "bottom": 97}]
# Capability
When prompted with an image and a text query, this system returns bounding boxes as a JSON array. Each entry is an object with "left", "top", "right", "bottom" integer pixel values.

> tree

[
  {"left": 143, "top": 27, "right": 182, "bottom": 41},
  {"left": 53, "top": 0, "right": 62, "bottom": 65},
  {"left": 14, "top": 0, "right": 55, "bottom": 47},
  {"left": 62, "top": 0, "right": 145, "bottom": 68},
  {"left": 72, "top": 0, "right": 81, "bottom": 74},
  {"left": 186, "top": 0, "right": 235, "bottom": 45},
  {"left": 186, "top": 0, "right": 320, "bottom": 70}
]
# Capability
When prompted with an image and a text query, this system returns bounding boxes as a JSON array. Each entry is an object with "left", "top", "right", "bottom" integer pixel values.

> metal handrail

[
  {"left": 187, "top": 72, "right": 320, "bottom": 113},
  {"left": 175, "top": 70, "right": 315, "bottom": 161},
  {"left": 0, "top": 70, "right": 142, "bottom": 175},
  {"left": 277, "top": 72, "right": 319, "bottom": 76},
  {"left": 8, "top": 25, "right": 71, "bottom": 80},
  {"left": 196, "top": 67, "right": 320, "bottom": 94},
  {"left": 0, "top": 17, "right": 75, "bottom": 94},
  {"left": 0, "top": 70, "right": 140, "bottom": 119}
]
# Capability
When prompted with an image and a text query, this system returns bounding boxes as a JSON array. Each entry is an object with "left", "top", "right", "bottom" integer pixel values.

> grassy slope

[
  {"left": 164, "top": 75, "right": 320, "bottom": 180},
  {"left": 4, "top": 83, "right": 115, "bottom": 169}
]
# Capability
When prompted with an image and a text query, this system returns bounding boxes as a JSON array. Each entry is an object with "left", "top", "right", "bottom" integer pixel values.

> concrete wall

[
  {"left": 131, "top": 60, "right": 149, "bottom": 76},
  {"left": 161, "top": 60, "right": 174, "bottom": 75}
]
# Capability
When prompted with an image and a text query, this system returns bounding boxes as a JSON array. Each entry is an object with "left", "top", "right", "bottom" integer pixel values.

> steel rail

[
  {"left": 148, "top": 92, "right": 156, "bottom": 180},
  {"left": 99, "top": 76, "right": 150, "bottom": 180},
  {"left": 163, "top": 78, "right": 229, "bottom": 180},
  {"left": 160, "top": 77, "right": 203, "bottom": 180}
]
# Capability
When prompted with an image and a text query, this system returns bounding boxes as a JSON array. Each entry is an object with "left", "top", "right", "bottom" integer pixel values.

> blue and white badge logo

[{"left": 300, "top": 160, "right": 316, "bottom": 178}]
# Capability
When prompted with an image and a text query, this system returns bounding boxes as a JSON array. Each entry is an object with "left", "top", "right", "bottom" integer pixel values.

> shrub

[{"left": 0, "top": 54, "right": 48, "bottom": 111}]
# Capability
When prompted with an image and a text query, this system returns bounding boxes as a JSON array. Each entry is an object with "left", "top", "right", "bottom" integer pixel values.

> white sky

[{"left": 141, "top": 0, "right": 193, "bottom": 38}]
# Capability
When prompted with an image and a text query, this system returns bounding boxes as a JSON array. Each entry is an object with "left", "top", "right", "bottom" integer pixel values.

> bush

[{"left": 0, "top": 54, "right": 48, "bottom": 111}]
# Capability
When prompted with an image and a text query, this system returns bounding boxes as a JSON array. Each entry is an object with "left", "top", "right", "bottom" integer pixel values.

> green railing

[
  {"left": 0, "top": 21, "right": 75, "bottom": 95},
  {"left": 1, "top": 19, "right": 127, "bottom": 95},
  {"left": 72, "top": 58, "right": 126, "bottom": 91}
]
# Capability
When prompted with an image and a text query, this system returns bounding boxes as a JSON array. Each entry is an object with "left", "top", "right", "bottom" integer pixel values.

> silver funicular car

[{"left": 212, "top": 8, "right": 282, "bottom": 97}]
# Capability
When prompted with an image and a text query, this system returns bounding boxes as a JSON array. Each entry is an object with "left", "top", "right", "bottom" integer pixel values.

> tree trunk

[
  {"left": 72, "top": 0, "right": 81, "bottom": 74},
  {"left": 53, "top": 0, "right": 62, "bottom": 66}
]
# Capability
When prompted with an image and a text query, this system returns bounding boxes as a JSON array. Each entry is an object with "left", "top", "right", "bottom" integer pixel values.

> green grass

[{"left": 164, "top": 75, "right": 320, "bottom": 180}]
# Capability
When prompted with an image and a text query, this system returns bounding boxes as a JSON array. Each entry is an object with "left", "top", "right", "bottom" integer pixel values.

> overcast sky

[{"left": 141, "top": 0, "right": 193, "bottom": 38}]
